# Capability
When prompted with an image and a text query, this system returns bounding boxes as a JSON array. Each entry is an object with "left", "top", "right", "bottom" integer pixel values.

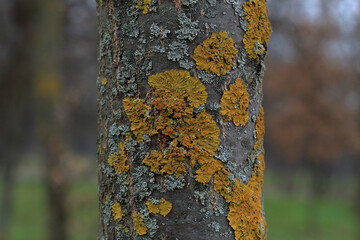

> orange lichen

[
  {"left": 255, "top": 107, "right": 265, "bottom": 140},
  {"left": 123, "top": 68, "right": 266, "bottom": 238},
  {"left": 223, "top": 152, "right": 266, "bottom": 240},
  {"left": 132, "top": 212, "right": 148, "bottom": 235},
  {"left": 125, "top": 132, "right": 132, "bottom": 141},
  {"left": 136, "top": 0, "right": 151, "bottom": 14},
  {"left": 220, "top": 78, "right": 250, "bottom": 127},
  {"left": 243, "top": 0, "right": 272, "bottom": 61},
  {"left": 193, "top": 31, "right": 238, "bottom": 76},
  {"left": 146, "top": 198, "right": 173, "bottom": 216},
  {"left": 195, "top": 157, "right": 224, "bottom": 184},
  {"left": 101, "top": 77, "right": 107, "bottom": 85},
  {"left": 122, "top": 68, "right": 265, "bottom": 237},
  {"left": 123, "top": 97, "right": 157, "bottom": 142},
  {"left": 161, "top": 143, "right": 187, "bottom": 177},
  {"left": 108, "top": 142, "right": 130, "bottom": 174},
  {"left": 142, "top": 151, "right": 163, "bottom": 173},
  {"left": 143, "top": 143, "right": 187, "bottom": 177},
  {"left": 112, "top": 202, "right": 123, "bottom": 221},
  {"left": 148, "top": 69, "right": 207, "bottom": 109},
  {"left": 124, "top": 69, "right": 222, "bottom": 179},
  {"left": 254, "top": 107, "right": 265, "bottom": 151}
]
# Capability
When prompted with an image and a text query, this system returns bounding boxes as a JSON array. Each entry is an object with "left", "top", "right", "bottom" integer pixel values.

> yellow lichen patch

[
  {"left": 112, "top": 202, "right": 123, "bottom": 221},
  {"left": 123, "top": 68, "right": 266, "bottom": 237},
  {"left": 148, "top": 70, "right": 221, "bottom": 181},
  {"left": 148, "top": 70, "right": 207, "bottom": 108},
  {"left": 254, "top": 107, "right": 265, "bottom": 151},
  {"left": 222, "top": 152, "right": 266, "bottom": 240},
  {"left": 132, "top": 212, "right": 148, "bottom": 236},
  {"left": 146, "top": 198, "right": 173, "bottom": 216},
  {"left": 193, "top": 31, "right": 238, "bottom": 76},
  {"left": 213, "top": 166, "right": 231, "bottom": 195},
  {"left": 161, "top": 144, "right": 187, "bottom": 177},
  {"left": 195, "top": 157, "right": 224, "bottom": 184},
  {"left": 143, "top": 151, "right": 163, "bottom": 173},
  {"left": 125, "top": 69, "right": 228, "bottom": 192},
  {"left": 101, "top": 77, "right": 107, "bottom": 85},
  {"left": 191, "top": 112, "right": 220, "bottom": 152},
  {"left": 220, "top": 78, "right": 250, "bottom": 127},
  {"left": 143, "top": 144, "right": 187, "bottom": 178},
  {"left": 108, "top": 143, "right": 129, "bottom": 174},
  {"left": 255, "top": 107, "right": 265, "bottom": 140},
  {"left": 123, "top": 97, "right": 157, "bottom": 142},
  {"left": 125, "top": 228, "right": 129, "bottom": 233},
  {"left": 243, "top": 0, "right": 272, "bottom": 61},
  {"left": 136, "top": 0, "right": 151, "bottom": 14},
  {"left": 125, "top": 132, "right": 132, "bottom": 141}
]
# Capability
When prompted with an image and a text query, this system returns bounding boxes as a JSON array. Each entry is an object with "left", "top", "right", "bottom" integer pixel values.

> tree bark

[{"left": 97, "top": 0, "right": 271, "bottom": 239}]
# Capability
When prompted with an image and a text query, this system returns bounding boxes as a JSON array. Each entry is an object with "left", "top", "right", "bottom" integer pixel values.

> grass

[
  {"left": 265, "top": 195, "right": 357, "bottom": 240},
  {"left": 2, "top": 172, "right": 358, "bottom": 240},
  {"left": 4, "top": 179, "right": 98, "bottom": 240}
]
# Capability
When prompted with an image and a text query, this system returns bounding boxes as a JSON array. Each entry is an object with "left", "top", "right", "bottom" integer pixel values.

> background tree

[
  {"left": 0, "top": 1, "right": 34, "bottom": 238},
  {"left": 264, "top": 0, "right": 359, "bottom": 238},
  {"left": 97, "top": 0, "right": 270, "bottom": 239}
]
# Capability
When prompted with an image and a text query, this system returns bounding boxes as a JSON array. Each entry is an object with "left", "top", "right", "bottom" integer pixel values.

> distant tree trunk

[
  {"left": 32, "top": 0, "right": 68, "bottom": 239},
  {"left": 356, "top": 152, "right": 360, "bottom": 240},
  {"left": 97, "top": 0, "right": 271, "bottom": 239},
  {"left": 0, "top": 1, "right": 34, "bottom": 239}
]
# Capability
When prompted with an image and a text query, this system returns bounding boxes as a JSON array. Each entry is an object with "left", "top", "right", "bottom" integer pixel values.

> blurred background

[{"left": 0, "top": 0, "right": 358, "bottom": 239}]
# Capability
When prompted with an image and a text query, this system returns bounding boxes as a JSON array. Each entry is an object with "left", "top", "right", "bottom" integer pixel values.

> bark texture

[{"left": 97, "top": 0, "right": 271, "bottom": 239}]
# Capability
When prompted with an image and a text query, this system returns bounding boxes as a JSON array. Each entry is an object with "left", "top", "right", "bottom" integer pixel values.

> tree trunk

[
  {"left": 0, "top": 1, "right": 34, "bottom": 239},
  {"left": 97, "top": 0, "right": 271, "bottom": 239},
  {"left": 32, "top": 0, "right": 68, "bottom": 239}
]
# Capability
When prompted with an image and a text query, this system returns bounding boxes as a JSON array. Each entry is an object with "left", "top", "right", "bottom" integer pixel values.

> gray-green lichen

[
  {"left": 206, "top": 0, "right": 216, "bottom": 7},
  {"left": 198, "top": 70, "right": 216, "bottom": 85},
  {"left": 167, "top": 40, "right": 189, "bottom": 61},
  {"left": 152, "top": 45, "right": 166, "bottom": 53},
  {"left": 175, "top": 13, "right": 199, "bottom": 41},
  {"left": 137, "top": 206, "right": 159, "bottom": 238},
  {"left": 122, "top": 20, "right": 140, "bottom": 38},
  {"left": 225, "top": 0, "right": 243, "bottom": 17},
  {"left": 204, "top": 5, "right": 218, "bottom": 19},
  {"left": 133, "top": 166, "right": 153, "bottom": 200},
  {"left": 115, "top": 172, "right": 130, "bottom": 198},
  {"left": 150, "top": 23, "right": 171, "bottom": 40},
  {"left": 182, "top": 0, "right": 198, "bottom": 7},
  {"left": 208, "top": 221, "right": 221, "bottom": 232},
  {"left": 116, "top": 51, "right": 137, "bottom": 95},
  {"left": 166, "top": 40, "right": 195, "bottom": 70},
  {"left": 163, "top": 175, "right": 185, "bottom": 191},
  {"left": 215, "top": 144, "right": 232, "bottom": 163},
  {"left": 195, "top": 188, "right": 228, "bottom": 217}
]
